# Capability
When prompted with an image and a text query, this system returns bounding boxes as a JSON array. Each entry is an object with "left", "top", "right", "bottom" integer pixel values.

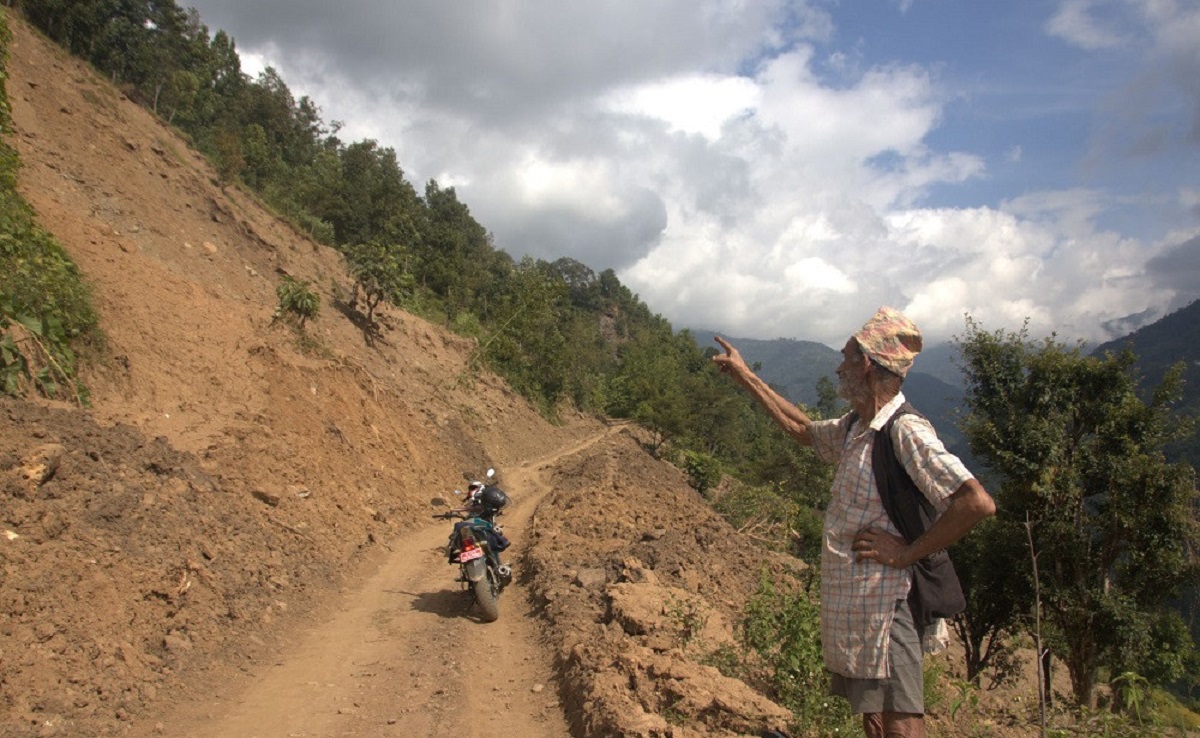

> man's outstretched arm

[{"left": 712, "top": 336, "right": 814, "bottom": 446}]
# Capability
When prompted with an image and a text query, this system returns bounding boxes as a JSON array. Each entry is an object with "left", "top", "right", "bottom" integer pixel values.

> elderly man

[{"left": 714, "top": 306, "right": 995, "bottom": 738}]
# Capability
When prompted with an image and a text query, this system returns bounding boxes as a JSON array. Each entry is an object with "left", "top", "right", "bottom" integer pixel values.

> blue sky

[{"left": 183, "top": 0, "right": 1200, "bottom": 347}]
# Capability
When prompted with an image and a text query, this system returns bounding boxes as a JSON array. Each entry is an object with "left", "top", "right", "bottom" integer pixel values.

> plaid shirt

[{"left": 808, "top": 392, "right": 972, "bottom": 678}]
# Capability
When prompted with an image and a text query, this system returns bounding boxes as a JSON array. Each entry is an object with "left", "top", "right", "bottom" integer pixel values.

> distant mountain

[
  {"left": 912, "top": 341, "right": 966, "bottom": 388},
  {"left": 1092, "top": 298, "right": 1200, "bottom": 415},
  {"left": 1092, "top": 299, "right": 1200, "bottom": 473},
  {"left": 902, "top": 371, "right": 966, "bottom": 449},
  {"left": 699, "top": 333, "right": 839, "bottom": 407}
]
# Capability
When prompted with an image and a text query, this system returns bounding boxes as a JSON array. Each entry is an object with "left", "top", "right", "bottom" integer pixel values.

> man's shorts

[{"left": 829, "top": 599, "right": 924, "bottom": 715}]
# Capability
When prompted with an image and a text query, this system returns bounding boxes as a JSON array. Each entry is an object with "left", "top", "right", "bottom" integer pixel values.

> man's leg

[
  {"left": 850, "top": 601, "right": 926, "bottom": 738},
  {"left": 862, "top": 712, "right": 924, "bottom": 738}
]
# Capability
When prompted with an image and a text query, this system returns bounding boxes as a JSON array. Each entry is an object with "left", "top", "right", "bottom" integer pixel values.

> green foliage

[
  {"left": 947, "top": 676, "right": 981, "bottom": 721},
  {"left": 662, "top": 696, "right": 688, "bottom": 725},
  {"left": 741, "top": 570, "right": 858, "bottom": 737},
  {"left": 929, "top": 675, "right": 1007, "bottom": 738},
  {"left": 957, "top": 318, "right": 1200, "bottom": 707},
  {"left": 700, "top": 643, "right": 744, "bottom": 679},
  {"left": 712, "top": 482, "right": 797, "bottom": 536},
  {"left": 681, "top": 450, "right": 722, "bottom": 497},
  {"left": 0, "top": 308, "right": 30, "bottom": 395},
  {"left": 1046, "top": 703, "right": 1185, "bottom": 738},
  {"left": 211, "top": 126, "right": 244, "bottom": 185},
  {"left": 274, "top": 276, "right": 320, "bottom": 330},
  {"left": 0, "top": 10, "right": 97, "bottom": 402},
  {"left": 1111, "top": 671, "right": 1150, "bottom": 723},
  {"left": 664, "top": 594, "right": 709, "bottom": 647},
  {"left": 1146, "top": 686, "right": 1200, "bottom": 732},
  {"left": 0, "top": 10, "right": 8, "bottom": 133},
  {"left": 451, "top": 310, "right": 483, "bottom": 337},
  {"left": 948, "top": 516, "right": 1025, "bottom": 686},
  {"left": 342, "top": 240, "right": 415, "bottom": 326},
  {"left": 467, "top": 256, "right": 573, "bottom": 414},
  {"left": 159, "top": 69, "right": 199, "bottom": 124}
]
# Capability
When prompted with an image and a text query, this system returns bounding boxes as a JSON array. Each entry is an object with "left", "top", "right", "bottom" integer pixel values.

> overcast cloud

[{"left": 184, "top": 0, "right": 1200, "bottom": 347}]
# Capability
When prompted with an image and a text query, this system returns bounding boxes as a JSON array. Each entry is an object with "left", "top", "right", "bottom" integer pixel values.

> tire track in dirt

[{"left": 127, "top": 427, "right": 621, "bottom": 738}]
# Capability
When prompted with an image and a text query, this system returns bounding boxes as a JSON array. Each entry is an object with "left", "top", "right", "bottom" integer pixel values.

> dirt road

[{"left": 126, "top": 437, "right": 601, "bottom": 738}]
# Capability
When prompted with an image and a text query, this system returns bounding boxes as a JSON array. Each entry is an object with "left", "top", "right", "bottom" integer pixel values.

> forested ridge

[{"left": 3, "top": 2, "right": 1199, "bottom": 733}]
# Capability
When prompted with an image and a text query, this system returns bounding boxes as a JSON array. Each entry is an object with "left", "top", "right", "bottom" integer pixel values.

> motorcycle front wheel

[{"left": 473, "top": 568, "right": 501, "bottom": 622}]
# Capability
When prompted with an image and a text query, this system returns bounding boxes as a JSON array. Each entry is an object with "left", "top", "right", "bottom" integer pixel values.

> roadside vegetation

[
  {"left": 0, "top": 10, "right": 99, "bottom": 403},
  {"left": 7, "top": 3, "right": 1199, "bottom": 734}
]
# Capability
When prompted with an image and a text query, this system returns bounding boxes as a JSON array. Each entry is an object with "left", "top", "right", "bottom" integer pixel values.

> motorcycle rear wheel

[{"left": 473, "top": 569, "right": 500, "bottom": 622}]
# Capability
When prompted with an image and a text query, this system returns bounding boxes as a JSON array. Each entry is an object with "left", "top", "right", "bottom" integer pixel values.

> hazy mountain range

[{"left": 1093, "top": 299, "right": 1200, "bottom": 415}]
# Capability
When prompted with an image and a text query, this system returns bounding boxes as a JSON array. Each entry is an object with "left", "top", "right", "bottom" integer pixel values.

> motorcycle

[{"left": 432, "top": 468, "right": 512, "bottom": 622}]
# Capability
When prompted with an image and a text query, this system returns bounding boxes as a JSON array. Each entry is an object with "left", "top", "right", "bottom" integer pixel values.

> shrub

[
  {"left": 275, "top": 276, "right": 320, "bottom": 330},
  {"left": 0, "top": 13, "right": 99, "bottom": 402},
  {"left": 681, "top": 449, "right": 722, "bottom": 497},
  {"left": 741, "top": 570, "right": 858, "bottom": 737},
  {"left": 712, "top": 481, "right": 800, "bottom": 553}
]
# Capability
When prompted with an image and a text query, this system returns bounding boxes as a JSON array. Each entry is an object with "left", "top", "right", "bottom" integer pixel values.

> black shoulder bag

[{"left": 854, "top": 403, "right": 966, "bottom": 626}]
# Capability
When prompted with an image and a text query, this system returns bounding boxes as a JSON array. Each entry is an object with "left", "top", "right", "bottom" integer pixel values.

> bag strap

[
  {"left": 846, "top": 403, "right": 936, "bottom": 542},
  {"left": 873, "top": 403, "right": 938, "bottom": 543}
]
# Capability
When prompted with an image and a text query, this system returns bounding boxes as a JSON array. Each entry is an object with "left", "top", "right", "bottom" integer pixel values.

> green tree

[
  {"left": 471, "top": 257, "right": 570, "bottom": 411},
  {"left": 342, "top": 240, "right": 415, "bottom": 327},
  {"left": 420, "top": 180, "right": 491, "bottom": 319},
  {"left": 328, "top": 140, "right": 421, "bottom": 248},
  {"left": 948, "top": 516, "right": 1026, "bottom": 686},
  {"left": 604, "top": 328, "right": 691, "bottom": 454},
  {"left": 159, "top": 69, "right": 199, "bottom": 124},
  {"left": 956, "top": 319, "right": 1200, "bottom": 706}
]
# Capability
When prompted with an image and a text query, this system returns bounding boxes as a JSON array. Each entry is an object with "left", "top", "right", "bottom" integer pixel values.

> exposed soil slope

[{"left": 0, "top": 11, "right": 586, "bottom": 736}]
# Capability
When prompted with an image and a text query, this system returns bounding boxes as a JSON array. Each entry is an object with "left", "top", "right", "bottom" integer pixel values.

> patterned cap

[{"left": 853, "top": 306, "right": 922, "bottom": 377}]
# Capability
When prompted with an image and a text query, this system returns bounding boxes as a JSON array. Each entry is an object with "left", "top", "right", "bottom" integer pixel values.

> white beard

[{"left": 837, "top": 373, "right": 869, "bottom": 403}]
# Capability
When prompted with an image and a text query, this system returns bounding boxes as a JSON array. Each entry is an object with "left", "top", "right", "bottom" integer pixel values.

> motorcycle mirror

[
  {"left": 430, "top": 497, "right": 448, "bottom": 507},
  {"left": 486, "top": 467, "right": 495, "bottom": 479}
]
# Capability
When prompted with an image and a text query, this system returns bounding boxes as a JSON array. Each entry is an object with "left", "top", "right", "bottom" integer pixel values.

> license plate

[{"left": 459, "top": 548, "right": 484, "bottom": 562}]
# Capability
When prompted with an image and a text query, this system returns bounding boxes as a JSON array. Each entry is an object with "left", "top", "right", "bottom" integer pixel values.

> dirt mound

[{"left": 523, "top": 429, "right": 803, "bottom": 736}]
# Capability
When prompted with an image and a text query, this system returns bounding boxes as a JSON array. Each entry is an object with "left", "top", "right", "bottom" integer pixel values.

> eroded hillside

[{"left": 0, "top": 11, "right": 592, "bottom": 735}]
